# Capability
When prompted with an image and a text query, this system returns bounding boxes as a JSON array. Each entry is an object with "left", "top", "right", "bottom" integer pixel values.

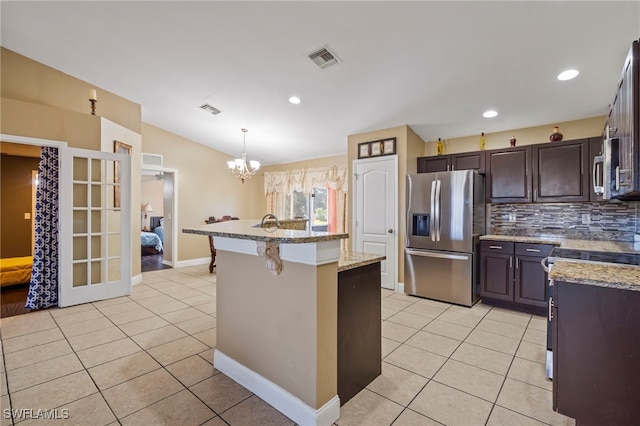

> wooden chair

[{"left": 205, "top": 216, "right": 239, "bottom": 273}]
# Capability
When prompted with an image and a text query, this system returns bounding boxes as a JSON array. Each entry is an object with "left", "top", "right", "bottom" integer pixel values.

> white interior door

[
  {"left": 59, "top": 147, "right": 131, "bottom": 307},
  {"left": 353, "top": 156, "right": 397, "bottom": 290}
]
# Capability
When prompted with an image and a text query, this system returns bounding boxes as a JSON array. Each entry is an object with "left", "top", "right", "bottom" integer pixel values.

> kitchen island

[{"left": 183, "top": 221, "right": 384, "bottom": 426}]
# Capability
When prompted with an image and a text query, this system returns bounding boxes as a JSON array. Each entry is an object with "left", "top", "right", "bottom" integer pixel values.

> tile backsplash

[{"left": 490, "top": 201, "right": 640, "bottom": 241}]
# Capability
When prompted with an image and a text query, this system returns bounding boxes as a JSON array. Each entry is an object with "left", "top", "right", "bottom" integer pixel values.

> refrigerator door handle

[
  {"left": 435, "top": 179, "right": 442, "bottom": 241},
  {"left": 405, "top": 248, "right": 470, "bottom": 261},
  {"left": 430, "top": 180, "right": 436, "bottom": 242}
]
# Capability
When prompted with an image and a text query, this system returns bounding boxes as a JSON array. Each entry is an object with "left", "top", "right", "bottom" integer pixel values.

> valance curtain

[
  {"left": 264, "top": 165, "right": 349, "bottom": 249},
  {"left": 26, "top": 147, "right": 60, "bottom": 310}
]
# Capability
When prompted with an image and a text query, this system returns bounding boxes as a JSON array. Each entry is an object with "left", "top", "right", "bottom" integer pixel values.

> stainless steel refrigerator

[{"left": 405, "top": 170, "right": 485, "bottom": 306}]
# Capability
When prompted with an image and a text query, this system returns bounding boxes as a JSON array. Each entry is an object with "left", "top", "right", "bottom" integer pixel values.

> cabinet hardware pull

[
  {"left": 548, "top": 297, "right": 554, "bottom": 321},
  {"left": 510, "top": 256, "right": 513, "bottom": 269},
  {"left": 489, "top": 245, "right": 503, "bottom": 249},
  {"left": 516, "top": 257, "right": 519, "bottom": 268},
  {"left": 526, "top": 248, "right": 541, "bottom": 252}
]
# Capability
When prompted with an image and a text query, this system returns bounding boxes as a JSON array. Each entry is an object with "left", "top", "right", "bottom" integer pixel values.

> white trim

[
  {"left": 1, "top": 134, "right": 68, "bottom": 148},
  {"left": 214, "top": 350, "right": 340, "bottom": 426},
  {"left": 132, "top": 274, "right": 143, "bottom": 285},
  {"left": 397, "top": 281, "right": 404, "bottom": 294},
  {"left": 174, "top": 257, "right": 210, "bottom": 268}
]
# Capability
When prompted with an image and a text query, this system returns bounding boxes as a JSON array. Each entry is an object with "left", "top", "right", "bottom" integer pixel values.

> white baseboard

[
  {"left": 214, "top": 350, "right": 340, "bottom": 426},
  {"left": 132, "top": 274, "right": 143, "bottom": 285},
  {"left": 397, "top": 281, "right": 404, "bottom": 293},
  {"left": 174, "top": 257, "right": 210, "bottom": 268}
]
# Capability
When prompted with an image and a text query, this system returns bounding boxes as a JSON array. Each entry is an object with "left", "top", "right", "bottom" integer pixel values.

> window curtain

[
  {"left": 264, "top": 165, "right": 349, "bottom": 249},
  {"left": 26, "top": 147, "right": 60, "bottom": 310}
]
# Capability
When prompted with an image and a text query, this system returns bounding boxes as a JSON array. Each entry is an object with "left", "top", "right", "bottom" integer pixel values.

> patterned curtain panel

[{"left": 26, "top": 147, "right": 60, "bottom": 310}]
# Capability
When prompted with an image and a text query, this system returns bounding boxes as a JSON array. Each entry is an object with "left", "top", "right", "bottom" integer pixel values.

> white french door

[
  {"left": 353, "top": 156, "right": 398, "bottom": 290},
  {"left": 59, "top": 147, "right": 131, "bottom": 307}
]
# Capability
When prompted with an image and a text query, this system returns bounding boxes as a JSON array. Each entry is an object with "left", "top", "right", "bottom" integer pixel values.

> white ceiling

[{"left": 1, "top": 1, "right": 638, "bottom": 165}]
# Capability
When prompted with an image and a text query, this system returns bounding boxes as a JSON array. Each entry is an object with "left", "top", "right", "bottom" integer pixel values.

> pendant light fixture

[{"left": 227, "top": 128, "right": 260, "bottom": 183}]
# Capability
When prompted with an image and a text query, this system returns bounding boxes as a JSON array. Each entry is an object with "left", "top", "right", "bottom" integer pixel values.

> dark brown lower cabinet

[
  {"left": 553, "top": 280, "right": 640, "bottom": 425},
  {"left": 480, "top": 241, "right": 552, "bottom": 314},
  {"left": 337, "top": 262, "right": 381, "bottom": 405}
]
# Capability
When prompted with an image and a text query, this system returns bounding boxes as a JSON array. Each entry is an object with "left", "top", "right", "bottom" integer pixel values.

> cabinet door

[
  {"left": 452, "top": 151, "right": 486, "bottom": 173},
  {"left": 417, "top": 156, "right": 450, "bottom": 173},
  {"left": 589, "top": 137, "right": 604, "bottom": 201},
  {"left": 480, "top": 251, "right": 513, "bottom": 301},
  {"left": 514, "top": 255, "right": 547, "bottom": 307},
  {"left": 533, "top": 139, "right": 589, "bottom": 202},
  {"left": 486, "top": 147, "right": 532, "bottom": 203}
]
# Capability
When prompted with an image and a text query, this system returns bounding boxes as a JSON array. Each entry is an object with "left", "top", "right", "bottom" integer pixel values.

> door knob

[{"left": 388, "top": 229, "right": 393, "bottom": 234}]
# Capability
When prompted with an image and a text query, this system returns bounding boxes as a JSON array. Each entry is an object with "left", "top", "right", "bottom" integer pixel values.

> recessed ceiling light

[
  {"left": 289, "top": 96, "right": 301, "bottom": 104},
  {"left": 483, "top": 110, "right": 498, "bottom": 118},
  {"left": 557, "top": 69, "right": 579, "bottom": 81}
]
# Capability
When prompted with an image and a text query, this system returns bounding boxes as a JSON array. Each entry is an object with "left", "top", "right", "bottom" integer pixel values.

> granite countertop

[
  {"left": 481, "top": 234, "right": 640, "bottom": 290},
  {"left": 549, "top": 259, "right": 640, "bottom": 291},
  {"left": 338, "top": 251, "right": 386, "bottom": 272},
  {"left": 182, "top": 219, "right": 348, "bottom": 243}
]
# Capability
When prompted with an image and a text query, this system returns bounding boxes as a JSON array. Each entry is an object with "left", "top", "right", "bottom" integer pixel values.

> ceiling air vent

[
  {"left": 307, "top": 46, "right": 340, "bottom": 69},
  {"left": 199, "top": 103, "right": 222, "bottom": 115}
]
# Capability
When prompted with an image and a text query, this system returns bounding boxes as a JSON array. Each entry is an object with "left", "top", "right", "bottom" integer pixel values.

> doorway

[{"left": 352, "top": 155, "right": 398, "bottom": 290}]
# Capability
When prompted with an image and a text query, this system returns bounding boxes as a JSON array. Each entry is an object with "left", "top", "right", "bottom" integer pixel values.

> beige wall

[
  {"left": 141, "top": 123, "right": 263, "bottom": 261},
  {"left": 424, "top": 116, "right": 606, "bottom": 156}
]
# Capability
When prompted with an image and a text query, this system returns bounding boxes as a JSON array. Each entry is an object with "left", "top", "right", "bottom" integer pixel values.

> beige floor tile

[
  {"left": 507, "top": 357, "right": 552, "bottom": 391},
  {"left": 0, "top": 311, "right": 57, "bottom": 339},
  {"left": 48, "top": 303, "right": 96, "bottom": 318},
  {"left": 381, "top": 288, "right": 394, "bottom": 298},
  {"left": 17, "top": 393, "right": 116, "bottom": 426},
  {"left": 160, "top": 307, "right": 207, "bottom": 324},
  {"left": 2, "top": 327, "right": 64, "bottom": 353},
  {"left": 147, "top": 336, "right": 209, "bottom": 366},
  {"left": 189, "top": 374, "right": 252, "bottom": 413},
  {"left": 0, "top": 395, "right": 10, "bottom": 426},
  {"left": 448, "top": 303, "right": 491, "bottom": 316},
  {"left": 515, "top": 340, "right": 547, "bottom": 365},
  {"left": 464, "top": 329, "right": 521, "bottom": 355},
  {"left": 88, "top": 351, "right": 161, "bottom": 390},
  {"left": 522, "top": 327, "right": 546, "bottom": 346},
  {"left": 146, "top": 300, "right": 190, "bottom": 315},
  {"left": 128, "top": 287, "right": 163, "bottom": 301},
  {"left": 386, "top": 311, "right": 433, "bottom": 329},
  {"left": 52, "top": 308, "right": 105, "bottom": 326},
  {"left": 381, "top": 335, "right": 401, "bottom": 356},
  {"left": 384, "top": 344, "right": 447, "bottom": 379},
  {"left": 157, "top": 284, "right": 190, "bottom": 295},
  {"left": 91, "top": 296, "right": 131, "bottom": 308},
  {"left": 140, "top": 272, "right": 172, "bottom": 284},
  {"left": 134, "top": 294, "right": 175, "bottom": 307},
  {"left": 414, "top": 299, "right": 452, "bottom": 310},
  {"left": 97, "top": 301, "right": 141, "bottom": 316},
  {"left": 487, "top": 405, "right": 547, "bottom": 426},
  {"left": 10, "top": 371, "right": 97, "bottom": 412},
  {"left": 117, "top": 315, "right": 170, "bottom": 336},
  {"left": 170, "top": 289, "right": 209, "bottom": 301},
  {"left": 402, "top": 303, "right": 448, "bottom": 319},
  {"left": 477, "top": 318, "right": 526, "bottom": 340},
  {"left": 387, "top": 292, "right": 422, "bottom": 303},
  {"left": 220, "top": 394, "right": 295, "bottom": 426},
  {"left": 4, "top": 340, "right": 72, "bottom": 371},
  {"left": 405, "top": 330, "right": 461, "bottom": 357},
  {"left": 366, "top": 362, "right": 428, "bottom": 406},
  {"left": 496, "top": 378, "right": 575, "bottom": 425},
  {"left": 391, "top": 409, "right": 442, "bottom": 426},
  {"left": 382, "top": 321, "right": 419, "bottom": 343},
  {"left": 484, "top": 308, "right": 532, "bottom": 327},
  {"left": 107, "top": 307, "right": 156, "bottom": 326},
  {"left": 165, "top": 355, "right": 215, "bottom": 387},
  {"left": 192, "top": 328, "right": 217, "bottom": 348},
  {"left": 382, "top": 298, "right": 414, "bottom": 311},
  {"left": 67, "top": 326, "right": 127, "bottom": 351},
  {"left": 527, "top": 316, "right": 547, "bottom": 331},
  {"left": 436, "top": 310, "right": 484, "bottom": 328},
  {"left": 1, "top": 371, "right": 7, "bottom": 397},
  {"left": 336, "top": 388, "right": 404, "bottom": 426},
  {"left": 180, "top": 294, "right": 216, "bottom": 307},
  {"left": 409, "top": 381, "right": 493, "bottom": 426},
  {"left": 130, "top": 324, "right": 187, "bottom": 349},
  {"left": 382, "top": 306, "right": 401, "bottom": 320},
  {"left": 120, "top": 389, "right": 215, "bottom": 426},
  {"left": 58, "top": 316, "right": 114, "bottom": 338},
  {"left": 195, "top": 301, "right": 216, "bottom": 315},
  {"left": 422, "top": 319, "right": 473, "bottom": 341},
  {"left": 433, "top": 359, "right": 505, "bottom": 403},
  {"left": 101, "top": 369, "right": 183, "bottom": 418},
  {"left": 199, "top": 348, "right": 215, "bottom": 365},
  {"left": 7, "top": 353, "right": 83, "bottom": 392},
  {"left": 76, "top": 337, "right": 141, "bottom": 369},
  {"left": 174, "top": 314, "right": 216, "bottom": 335},
  {"left": 451, "top": 342, "right": 514, "bottom": 376}
]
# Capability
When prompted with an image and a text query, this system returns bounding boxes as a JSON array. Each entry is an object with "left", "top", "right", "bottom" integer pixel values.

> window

[{"left": 286, "top": 187, "right": 333, "bottom": 231}]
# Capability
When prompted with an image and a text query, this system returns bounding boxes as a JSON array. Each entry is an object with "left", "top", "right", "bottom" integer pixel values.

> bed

[
  {"left": 0, "top": 256, "right": 32, "bottom": 287},
  {"left": 141, "top": 216, "right": 164, "bottom": 254}
]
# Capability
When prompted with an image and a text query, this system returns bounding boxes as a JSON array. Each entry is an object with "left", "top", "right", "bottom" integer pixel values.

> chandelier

[{"left": 227, "top": 128, "right": 260, "bottom": 183}]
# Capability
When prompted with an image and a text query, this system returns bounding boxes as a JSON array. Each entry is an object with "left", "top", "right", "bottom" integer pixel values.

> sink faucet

[{"left": 260, "top": 213, "right": 280, "bottom": 228}]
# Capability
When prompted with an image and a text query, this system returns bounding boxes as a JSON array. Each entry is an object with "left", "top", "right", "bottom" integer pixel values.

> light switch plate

[{"left": 24, "top": 213, "right": 31, "bottom": 220}]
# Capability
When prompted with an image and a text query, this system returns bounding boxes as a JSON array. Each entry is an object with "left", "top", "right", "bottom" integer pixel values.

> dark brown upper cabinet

[
  {"left": 417, "top": 151, "right": 485, "bottom": 174},
  {"left": 532, "top": 139, "right": 589, "bottom": 203},
  {"left": 486, "top": 146, "right": 532, "bottom": 203}
]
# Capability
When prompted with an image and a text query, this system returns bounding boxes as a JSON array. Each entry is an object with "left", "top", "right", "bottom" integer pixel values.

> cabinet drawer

[
  {"left": 480, "top": 241, "right": 514, "bottom": 254},
  {"left": 515, "top": 243, "right": 553, "bottom": 258}
]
